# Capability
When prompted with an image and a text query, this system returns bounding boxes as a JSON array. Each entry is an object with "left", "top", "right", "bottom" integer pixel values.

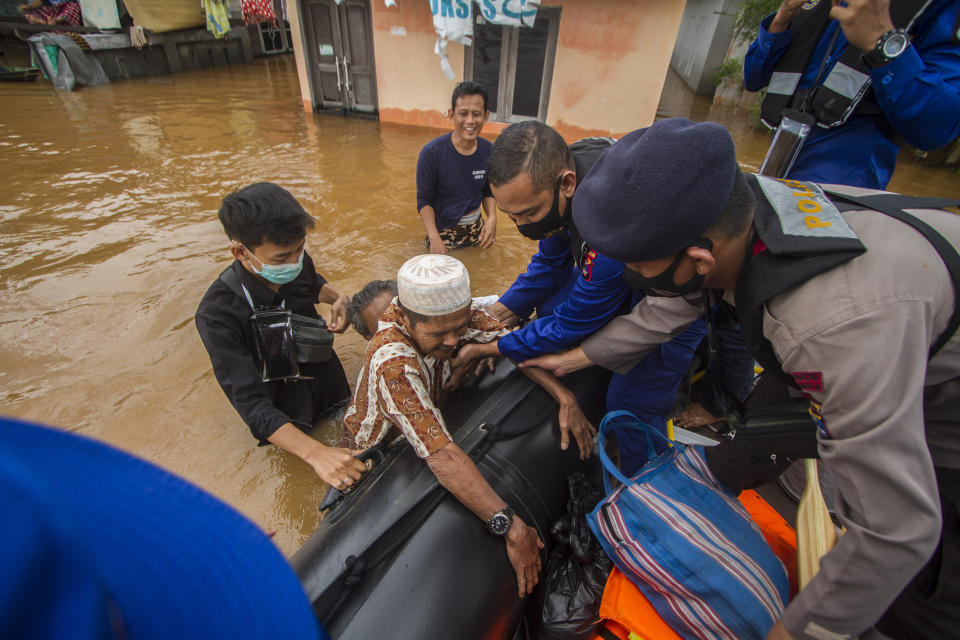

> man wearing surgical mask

[
  {"left": 196, "top": 182, "right": 368, "bottom": 491},
  {"left": 459, "top": 122, "right": 708, "bottom": 474}
]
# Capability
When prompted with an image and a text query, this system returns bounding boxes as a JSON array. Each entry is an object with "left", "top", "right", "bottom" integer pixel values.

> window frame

[{"left": 463, "top": 7, "right": 561, "bottom": 123}]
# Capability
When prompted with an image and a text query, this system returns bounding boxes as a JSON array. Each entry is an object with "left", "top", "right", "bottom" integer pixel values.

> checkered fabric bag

[{"left": 588, "top": 411, "right": 789, "bottom": 640}]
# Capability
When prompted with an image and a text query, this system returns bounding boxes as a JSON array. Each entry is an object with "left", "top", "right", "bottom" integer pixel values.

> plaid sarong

[{"left": 426, "top": 216, "right": 484, "bottom": 251}]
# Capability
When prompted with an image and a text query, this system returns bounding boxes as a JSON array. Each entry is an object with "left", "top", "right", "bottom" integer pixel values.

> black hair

[
  {"left": 487, "top": 121, "right": 574, "bottom": 192},
  {"left": 451, "top": 81, "right": 489, "bottom": 113},
  {"left": 348, "top": 280, "right": 398, "bottom": 339},
  {"left": 397, "top": 301, "right": 433, "bottom": 329},
  {"left": 218, "top": 182, "right": 315, "bottom": 249},
  {"left": 705, "top": 168, "right": 754, "bottom": 240}
]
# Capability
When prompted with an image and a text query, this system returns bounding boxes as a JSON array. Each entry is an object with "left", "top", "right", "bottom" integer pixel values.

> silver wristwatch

[
  {"left": 862, "top": 29, "right": 910, "bottom": 68},
  {"left": 487, "top": 506, "right": 514, "bottom": 536}
]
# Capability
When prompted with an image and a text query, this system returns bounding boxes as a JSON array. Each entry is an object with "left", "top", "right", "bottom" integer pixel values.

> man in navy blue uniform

[
  {"left": 458, "top": 121, "right": 707, "bottom": 474},
  {"left": 416, "top": 81, "right": 498, "bottom": 253},
  {"left": 746, "top": 0, "right": 960, "bottom": 189}
]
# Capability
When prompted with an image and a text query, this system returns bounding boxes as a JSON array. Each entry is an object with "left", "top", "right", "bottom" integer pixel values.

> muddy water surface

[{"left": 2, "top": 57, "right": 958, "bottom": 555}]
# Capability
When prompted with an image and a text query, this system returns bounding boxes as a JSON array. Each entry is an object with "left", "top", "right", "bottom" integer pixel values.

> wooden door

[
  {"left": 338, "top": 0, "right": 377, "bottom": 113},
  {"left": 304, "top": 0, "right": 377, "bottom": 114}
]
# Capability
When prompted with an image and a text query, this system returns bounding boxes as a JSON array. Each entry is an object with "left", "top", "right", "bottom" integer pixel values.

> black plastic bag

[{"left": 534, "top": 472, "right": 612, "bottom": 640}]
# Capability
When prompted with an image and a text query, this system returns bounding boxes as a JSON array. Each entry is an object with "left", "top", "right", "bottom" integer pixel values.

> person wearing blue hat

[
  {"left": 0, "top": 416, "right": 330, "bottom": 640},
  {"left": 521, "top": 117, "right": 960, "bottom": 640},
  {"left": 456, "top": 120, "right": 710, "bottom": 474}
]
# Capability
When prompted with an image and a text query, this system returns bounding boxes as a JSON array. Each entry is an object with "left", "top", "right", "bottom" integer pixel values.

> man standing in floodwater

[
  {"left": 416, "top": 81, "right": 498, "bottom": 253},
  {"left": 195, "top": 182, "right": 367, "bottom": 490}
]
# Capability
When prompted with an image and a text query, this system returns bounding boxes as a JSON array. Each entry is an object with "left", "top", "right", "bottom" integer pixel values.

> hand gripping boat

[{"left": 291, "top": 360, "right": 608, "bottom": 639}]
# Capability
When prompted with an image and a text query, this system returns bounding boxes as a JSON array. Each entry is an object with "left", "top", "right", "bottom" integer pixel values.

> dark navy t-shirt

[{"left": 416, "top": 133, "right": 493, "bottom": 229}]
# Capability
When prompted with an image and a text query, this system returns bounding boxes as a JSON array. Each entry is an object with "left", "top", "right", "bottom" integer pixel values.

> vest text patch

[{"left": 757, "top": 176, "right": 859, "bottom": 240}]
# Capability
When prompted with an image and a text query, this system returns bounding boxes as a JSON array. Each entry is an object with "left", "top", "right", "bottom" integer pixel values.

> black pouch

[
  {"left": 291, "top": 313, "right": 333, "bottom": 364},
  {"left": 250, "top": 310, "right": 301, "bottom": 382},
  {"left": 250, "top": 310, "right": 335, "bottom": 382}
]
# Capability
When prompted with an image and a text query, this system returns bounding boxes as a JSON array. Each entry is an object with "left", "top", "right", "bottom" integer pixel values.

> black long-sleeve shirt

[{"left": 195, "top": 253, "right": 350, "bottom": 443}]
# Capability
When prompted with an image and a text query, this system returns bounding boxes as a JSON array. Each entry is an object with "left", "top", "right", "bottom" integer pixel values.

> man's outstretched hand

[
  {"left": 505, "top": 516, "right": 544, "bottom": 597},
  {"left": 558, "top": 395, "right": 597, "bottom": 459},
  {"left": 306, "top": 445, "right": 368, "bottom": 491},
  {"left": 519, "top": 346, "right": 594, "bottom": 378},
  {"left": 486, "top": 301, "right": 522, "bottom": 329}
]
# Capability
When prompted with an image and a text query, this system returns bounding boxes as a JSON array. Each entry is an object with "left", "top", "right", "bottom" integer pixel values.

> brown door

[{"left": 304, "top": 0, "right": 378, "bottom": 114}]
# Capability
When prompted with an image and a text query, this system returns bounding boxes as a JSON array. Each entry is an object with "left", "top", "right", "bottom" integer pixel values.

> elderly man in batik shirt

[{"left": 343, "top": 254, "right": 593, "bottom": 597}]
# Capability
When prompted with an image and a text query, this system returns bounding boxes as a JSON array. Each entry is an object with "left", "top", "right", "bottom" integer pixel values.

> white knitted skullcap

[{"left": 396, "top": 254, "right": 471, "bottom": 316}]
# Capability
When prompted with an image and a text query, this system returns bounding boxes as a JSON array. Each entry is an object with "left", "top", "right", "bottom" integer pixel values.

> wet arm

[
  {"left": 581, "top": 296, "right": 703, "bottom": 374},
  {"left": 416, "top": 145, "right": 445, "bottom": 252},
  {"left": 195, "top": 309, "right": 364, "bottom": 484},
  {"left": 427, "top": 443, "right": 543, "bottom": 596},
  {"left": 518, "top": 365, "right": 595, "bottom": 458},
  {"left": 418, "top": 205, "right": 446, "bottom": 253},
  {"left": 478, "top": 197, "right": 497, "bottom": 249},
  {"left": 268, "top": 423, "right": 365, "bottom": 489}
]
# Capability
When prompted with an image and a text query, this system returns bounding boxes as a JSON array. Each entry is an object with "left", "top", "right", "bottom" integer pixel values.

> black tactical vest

[
  {"left": 566, "top": 137, "right": 614, "bottom": 272},
  {"left": 759, "top": 0, "right": 934, "bottom": 130},
  {"left": 734, "top": 174, "right": 960, "bottom": 386}
]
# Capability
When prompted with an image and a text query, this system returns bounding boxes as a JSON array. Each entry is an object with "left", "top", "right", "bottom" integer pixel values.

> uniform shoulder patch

[{"left": 756, "top": 176, "right": 858, "bottom": 240}]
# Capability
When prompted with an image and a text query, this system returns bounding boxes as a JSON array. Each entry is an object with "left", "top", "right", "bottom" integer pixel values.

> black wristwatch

[
  {"left": 862, "top": 28, "right": 910, "bottom": 68},
  {"left": 487, "top": 506, "right": 514, "bottom": 536}
]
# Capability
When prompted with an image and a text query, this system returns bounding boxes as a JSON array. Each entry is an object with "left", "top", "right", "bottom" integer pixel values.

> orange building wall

[
  {"left": 370, "top": 0, "right": 686, "bottom": 141},
  {"left": 547, "top": 0, "right": 686, "bottom": 138},
  {"left": 370, "top": 2, "right": 466, "bottom": 129}
]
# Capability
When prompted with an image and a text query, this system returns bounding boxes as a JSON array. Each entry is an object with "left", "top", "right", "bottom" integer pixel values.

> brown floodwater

[{"left": 2, "top": 57, "right": 958, "bottom": 556}]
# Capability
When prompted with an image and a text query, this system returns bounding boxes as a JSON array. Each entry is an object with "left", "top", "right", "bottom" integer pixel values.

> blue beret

[{"left": 572, "top": 118, "right": 738, "bottom": 262}]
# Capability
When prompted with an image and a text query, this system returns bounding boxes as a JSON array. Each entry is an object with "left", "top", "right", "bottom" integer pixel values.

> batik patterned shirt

[{"left": 343, "top": 300, "right": 508, "bottom": 458}]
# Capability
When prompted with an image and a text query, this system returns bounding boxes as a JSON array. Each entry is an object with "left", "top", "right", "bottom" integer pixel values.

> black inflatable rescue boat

[{"left": 291, "top": 360, "right": 609, "bottom": 639}]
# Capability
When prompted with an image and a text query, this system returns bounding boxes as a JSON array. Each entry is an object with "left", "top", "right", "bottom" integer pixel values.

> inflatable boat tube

[{"left": 291, "top": 359, "right": 609, "bottom": 640}]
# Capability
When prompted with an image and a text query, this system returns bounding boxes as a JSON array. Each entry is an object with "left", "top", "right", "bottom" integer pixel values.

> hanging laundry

[
  {"left": 429, "top": 0, "right": 472, "bottom": 79},
  {"left": 22, "top": 1, "right": 84, "bottom": 27},
  {"left": 241, "top": 0, "right": 277, "bottom": 26},
  {"left": 428, "top": 0, "right": 540, "bottom": 79},
  {"left": 27, "top": 32, "right": 110, "bottom": 90},
  {"left": 202, "top": 0, "right": 231, "bottom": 38}
]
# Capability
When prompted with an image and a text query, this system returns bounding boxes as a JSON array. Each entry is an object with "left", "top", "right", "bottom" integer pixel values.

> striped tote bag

[{"left": 587, "top": 411, "right": 789, "bottom": 640}]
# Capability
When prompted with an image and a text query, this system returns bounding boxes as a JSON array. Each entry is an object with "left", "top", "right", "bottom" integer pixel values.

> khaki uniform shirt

[{"left": 582, "top": 187, "right": 960, "bottom": 640}]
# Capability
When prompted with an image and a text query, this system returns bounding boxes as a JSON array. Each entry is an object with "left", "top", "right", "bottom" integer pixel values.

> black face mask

[
  {"left": 515, "top": 176, "right": 566, "bottom": 240},
  {"left": 623, "top": 237, "right": 714, "bottom": 297}
]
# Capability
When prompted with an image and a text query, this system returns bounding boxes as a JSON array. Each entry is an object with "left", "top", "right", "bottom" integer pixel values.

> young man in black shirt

[{"left": 196, "top": 182, "right": 367, "bottom": 491}]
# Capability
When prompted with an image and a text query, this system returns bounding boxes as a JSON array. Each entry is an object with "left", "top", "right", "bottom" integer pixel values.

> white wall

[{"left": 670, "top": 0, "right": 740, "bottom": 95}]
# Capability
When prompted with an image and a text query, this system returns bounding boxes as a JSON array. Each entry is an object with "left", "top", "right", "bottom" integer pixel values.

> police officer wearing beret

[{"left": 522, "top": 118, "right": 960, "bottom": 640}]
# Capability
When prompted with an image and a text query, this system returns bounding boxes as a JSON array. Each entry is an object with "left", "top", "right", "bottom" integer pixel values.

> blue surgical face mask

[{"left": 242, "top": 245, "right": 304, "bottom": 285}]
